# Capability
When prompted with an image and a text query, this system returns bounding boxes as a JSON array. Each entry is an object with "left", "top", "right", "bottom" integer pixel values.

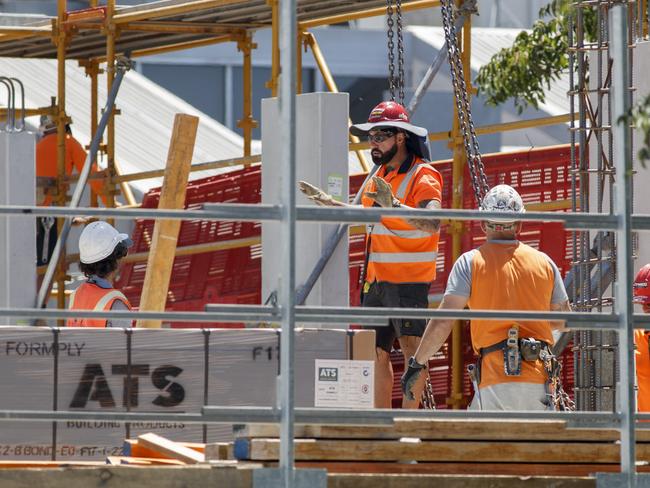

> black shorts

[
  {"left": 362, "top": 282, "right": 430, "bottom": 353},
  {"left": 36, "top": 217, "right": 58, "bottom": 267}
]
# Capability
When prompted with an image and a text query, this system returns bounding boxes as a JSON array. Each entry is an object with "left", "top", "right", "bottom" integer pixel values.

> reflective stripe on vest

[
  {"left": 94, "top": 290, "right": 128, "bottom": 312},
  {"left": 395, "top": 161, "right": 422, "bottom": 200},
  {"left": 371, "top": 222, "right": 433, "bottom": 239},
  {"left": 368, "top": 251, "right": 438, "bottom": 263}
]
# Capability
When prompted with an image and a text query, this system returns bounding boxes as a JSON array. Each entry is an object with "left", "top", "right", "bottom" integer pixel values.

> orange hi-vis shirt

[
  {"left": 361, "top": 155, "right": 442, "bottom": 284},
  {"left": 36, "top": 133, "right": 107, "bottom": 207},
  {"left": 66, "top": 282, "right": 132, "bottom": 328},
  {"left": 635, "top": 329, "right": 650, "bottom": 412},
  {"left": 468, "top": 241, "right": 555, "bottom": 389}
]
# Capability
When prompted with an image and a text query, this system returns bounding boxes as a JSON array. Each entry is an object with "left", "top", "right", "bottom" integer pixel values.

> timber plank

[
  {"left": 235, "top": 438, "right": 650, "bottom": 463},
  {"left": 106, "top": 456, "right": 185, "bottom": 466},
  {"left": 294, "top": 461, "right": 644, "bottom": 476},
  {"left": 234, "top": 420, "right": 650, "bottom": 442},
  {"left": 327, "top": 474, "right": 595, "bottom": 488},
  {"left": 137, "top": 433, "right": 204, "bottom": 464}
]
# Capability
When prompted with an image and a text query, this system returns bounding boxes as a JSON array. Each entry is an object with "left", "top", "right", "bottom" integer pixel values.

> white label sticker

[
  {"left": 327, "top": 174, "right": 344, "bottom": 202},
  {"left": 314, "top": 359, "right": 374, "bottom": 409}
]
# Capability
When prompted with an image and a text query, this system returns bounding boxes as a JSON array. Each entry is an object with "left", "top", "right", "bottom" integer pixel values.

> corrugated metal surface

[
  {"left": 0, "top": 0, "right": 391, "bottom": 59},
  {"left": 0, "top": 57, "right": 248, "bottom": 195},
  {"left": 409, "top": 26, "right": 570, "bottom": 116}
]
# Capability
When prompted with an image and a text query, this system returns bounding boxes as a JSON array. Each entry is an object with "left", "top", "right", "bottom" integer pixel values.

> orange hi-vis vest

[
  {"left": 361, "top": 156, "right": 442, "bottom": 284},
  {"left": 66, "top": 282, "right": 132, "bottom": 328},
  {"left": 635, "top": 329, "right": 650, "bottom": 412},
  {"left": 467, "top": 241, "right": 555, "bottom": 389}
]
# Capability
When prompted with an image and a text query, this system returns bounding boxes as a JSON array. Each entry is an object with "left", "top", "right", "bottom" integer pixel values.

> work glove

[
  {"left": 298, "top": 180, "right": 335, "bottom": 206},
  {"left": 364, "top": 176, "right": 401, "bottom": 208},
  {"left": 401, "top": 356, "right": 426, "bottom": 401}
]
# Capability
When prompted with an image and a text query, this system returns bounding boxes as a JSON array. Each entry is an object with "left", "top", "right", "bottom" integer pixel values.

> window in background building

[{"left": 140, "top": 63, "right": 226, "bottom": 124}]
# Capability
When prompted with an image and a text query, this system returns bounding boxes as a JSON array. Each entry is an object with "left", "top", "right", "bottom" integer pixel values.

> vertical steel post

[
  {"left": 105, "top": 0, "right": 117, "bottom": 218},
  {"left": 82, "top": 59, "right": 100, "bottom": 208},
  {"left": 610, "top": 5, "right": 635, "bottom": 484},
  {"left": 278, "top": 0, "right": 297, "bottom": 485},
  {"left": 55, "top": 0, "right": 67, "bottom": 319},
  {"left": 449, "top": 0, "right": 470, "bottom": 410},
  {"left": 267, "top": 0, "right": 280, "bottom": 97},
  {"left": 237, "top": 31, "right": 258, "bottom": 160}
]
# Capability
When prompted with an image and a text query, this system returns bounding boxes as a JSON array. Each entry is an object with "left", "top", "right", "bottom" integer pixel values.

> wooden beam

[
  {"left": 137, "top": 433, "right": 204, "bottom": 464},
  {"left": 113, "top": 0, "right": 245, "bottom": 24},
  {"left": 136, "top": 114, "right": 198, "bottom": 328},
  {"left": 234, "top": 419, "right": 650, "bottom": 442},
  {"left": 234, "top": 437, "right": 650, "bottom": 463}
]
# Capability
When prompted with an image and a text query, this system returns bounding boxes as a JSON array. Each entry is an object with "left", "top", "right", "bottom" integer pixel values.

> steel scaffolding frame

[{"left": 0, "top": 0, "right": 648, "bottom": 485}]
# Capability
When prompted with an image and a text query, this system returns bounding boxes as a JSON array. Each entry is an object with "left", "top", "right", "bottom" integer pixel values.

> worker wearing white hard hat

[
  {"left": 403, "top": 185, "right": 572, "bottom": 411},
  {"left": 67, "top": 221, "right": 133, "bottom": 328}
]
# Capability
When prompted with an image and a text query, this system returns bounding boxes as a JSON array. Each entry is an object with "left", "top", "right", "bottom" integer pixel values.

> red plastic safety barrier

[{"left": 116, "top": 144, "right": 578, "bottom": 408}]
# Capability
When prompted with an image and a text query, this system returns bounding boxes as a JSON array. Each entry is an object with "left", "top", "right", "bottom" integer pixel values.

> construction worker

[
  {"left": 402, "top": 185, "right": 571, "bottom": 410},
  {"left": 634, "top": 264, "right": 650, "bottom": 412},
  {"left": 299, "top": 101, "right": 442, "bottom": 408},
  {"left": 67, "top": 221, "right": 132, "bottom": 328},
  {"left": 36, "top": 116, "right": 107, "bottom": 266}
]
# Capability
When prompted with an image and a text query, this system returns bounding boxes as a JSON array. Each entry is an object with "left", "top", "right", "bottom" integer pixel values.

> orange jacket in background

[
  {"left": 635, "top": 329, "right": 650, "bottom": 412},
  {"left": 361, "top": 156, "right": 442, "bottom": 284},
  {"left": 66, "top": 282, "right": 131, "bottom": 328},
  {"left": 468, "top": 241, "right": 556, "bottom": 389},
  {"left": 36, "top": 133, "right": 107, "bottom": 206}
]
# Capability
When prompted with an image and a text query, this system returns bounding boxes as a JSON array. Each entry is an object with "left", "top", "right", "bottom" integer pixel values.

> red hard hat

[
  {"left": 634, "top": 264, "right": 650, "bottom": 304},
  {"left": 350, "top": 101, "right": 428, "bottom": 138}
]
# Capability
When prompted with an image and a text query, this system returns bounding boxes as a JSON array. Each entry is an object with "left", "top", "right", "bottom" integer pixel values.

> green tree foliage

[
  {"left": 475, "top": 0, "right": 650, "bottom": 167},
  {"left": 620, "top": 93, "right": 650, "bottom": 168},
  {"left": 474, "top": 0, "right": 597, "bottom": 114}
]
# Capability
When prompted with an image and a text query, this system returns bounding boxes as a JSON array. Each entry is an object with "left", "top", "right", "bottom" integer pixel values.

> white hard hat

[
  {"left": 79, "top": 221, "right": 132, "bottom": 264},
  {"left": 479, "top": 184, "right": 525, "bottom": 224}
]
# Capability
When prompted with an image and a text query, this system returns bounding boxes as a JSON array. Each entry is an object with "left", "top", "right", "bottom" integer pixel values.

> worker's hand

[
  {"left": 299, "top": 180, "right": 334, "bottom": 206},
  {"left": 365, "top": 176, "right": 400, "bottom": 208},
  {"left": 401, "top": 357, "right": 426, "bottom": 401},
  {"left": 72, "top": 217, "right": 89, "bottom": 226}
]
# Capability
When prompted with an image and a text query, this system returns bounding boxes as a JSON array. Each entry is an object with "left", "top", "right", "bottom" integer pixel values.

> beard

[{"left": 371, "top": 142, "right": 398, "bottom": 166}]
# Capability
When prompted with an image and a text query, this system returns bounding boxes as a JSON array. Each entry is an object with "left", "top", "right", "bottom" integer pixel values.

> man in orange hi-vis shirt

[
  {"left": 633, "top": 264, "right": 650, "bottom": 412},
  {"left": 36, "top": 116, "right": 107, "bottom": 266},
  {"left": 402, "top": 185, "right": 571, "bottom": 410},
  {"left": 299, "top": 101, "right": 442, "bottom": 409}
]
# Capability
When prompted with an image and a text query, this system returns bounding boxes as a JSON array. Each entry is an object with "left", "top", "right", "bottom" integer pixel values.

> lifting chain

[
  {"left": 386, "top": 0, "right": 405, "bottom": 104},
  {"left": 421, "top": 374, "right": 437, "bottom": 410},
  {"left": 440, "top": 0, "right": 489, "bottom": 205}
]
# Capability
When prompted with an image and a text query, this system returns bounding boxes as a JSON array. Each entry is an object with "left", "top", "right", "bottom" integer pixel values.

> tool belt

[{"left": 474, "top": 332, "right": 551, "bottom": 385}]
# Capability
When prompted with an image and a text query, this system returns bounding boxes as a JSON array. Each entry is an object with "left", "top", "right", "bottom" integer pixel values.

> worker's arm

[
  {"left": 407, "top": 199, "right": 441, "bottom": 232},
  {"left": 550, "top": 299, "right": 571, "bottom": 332},
  {"left": 414, "top": 294, "right": 468, "bottom": 363},
  {"left": 298, "top": 181, "right": 352, "bottom": 207},
  {"left": 366, "top": 176, "right": 441, "bottom": 232},
  {"left": 546, "top": 254, "right": 571, "bottom": 332},
  {"left": 401, "top": 294, "right": 468, "bottom": 400}
]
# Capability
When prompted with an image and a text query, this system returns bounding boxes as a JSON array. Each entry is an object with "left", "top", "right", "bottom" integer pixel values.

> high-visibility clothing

[
  {"left": 66, "top": 282, "right": 131, "bottom": 328},
  {"left": 36, "top": 133, "right": 107, "bottom": 207},
  {"left": 468, "top": 241, "right": 555, "bottom": 389},
  {"left": 361, "top": 156, "right": 442, "bottom": 284},
  {"left": 636, "top": 329, "right": 650, "bottom": 412}
]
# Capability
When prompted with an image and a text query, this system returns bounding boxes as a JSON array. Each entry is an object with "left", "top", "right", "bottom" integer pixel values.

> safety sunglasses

[{"left": 367, "top": 130, "right": 397, "bottom": 144}]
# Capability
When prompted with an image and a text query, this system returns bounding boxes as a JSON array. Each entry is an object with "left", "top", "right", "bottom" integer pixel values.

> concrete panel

[
  {"left": 261, "top": 92, "right": 349, "bottom": 321},
  {"left": 0, "top": 132, "right": 36, "bottom": 324}
]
